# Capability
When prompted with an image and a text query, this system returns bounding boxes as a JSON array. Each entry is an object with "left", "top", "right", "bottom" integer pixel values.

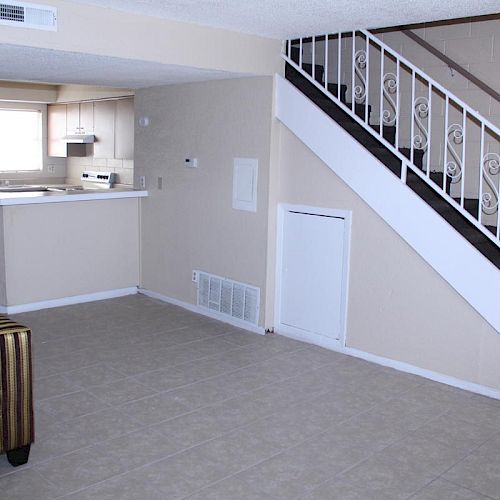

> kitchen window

[{"left": 0, "top": 109, "right": 43, "bottom": 172}]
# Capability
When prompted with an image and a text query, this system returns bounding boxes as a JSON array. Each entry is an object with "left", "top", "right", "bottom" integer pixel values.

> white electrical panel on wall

[{"left": 232, "top": 158, "right": 258, "bottom": 212}]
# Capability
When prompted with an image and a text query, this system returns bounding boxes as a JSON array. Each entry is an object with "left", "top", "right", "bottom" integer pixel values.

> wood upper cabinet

[
  {"left": 47, "top": 104, "right": 67, "bottom": 157},
  {"left": 93, "top": 100, "right": 115, "bottom": 159},
  {"left": 114, "top": 98, "right": 134, "bottom": 160},
  {"left": 66, "top": 103, "right": 79, "bottom": 135},
  {"left": 80, "top": 102, "right": 94, "bottom": 134},
  {"left": 48, "top": 97, "right": 133, "bottom": 159},
  {"left": 66, "top": 102, "right": 94, "bottom": 135}
]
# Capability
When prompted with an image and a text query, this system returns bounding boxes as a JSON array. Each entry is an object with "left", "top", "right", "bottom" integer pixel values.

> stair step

[
  {"left": 344, "top": 102, "right": 372, "bottom": 121},
  {"left": 289, "top": 71, "right": 371, "bottom": 121},
  {"left": 370, "top": 124, "right": 396, "bottom": 144},
  {"left": 301, "top": 63, "right": 325, "bottom": 84},
  {"left": 406, "top": 170, "right": 451, "bottom": 194},
  {"left": 326, "top": 83, "right": 348, "bottom": 103},
  {"left": 335, "top": 123, "right": 388, "bottom": 150},
  {"left": 460, "top": 225, "right": 498, "bottom": 245},
  {"left": 452, "top": 197, "right": 480, "bottom": 219},
  {"left": 290, "top": 46, "right": 300, "bottom": 63},
  {"left": 400, "top": 148, "right": 425, "bottom": 170},
  {"left": 473, "top": 240, "right": 500, "bottom": 267},
  {"left": 320, "top": 98, "right": 372, "bottom": 123},
  {"left": 284, "top": 62, "right": 500, "bottom": 269}
]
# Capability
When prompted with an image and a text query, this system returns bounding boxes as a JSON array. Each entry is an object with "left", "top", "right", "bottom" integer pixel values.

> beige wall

[
  {"left": 0, "top": 82, "right": 132, "bottom": 104},
  {"left": 135, "top": 77, "right": 274, "bottom": 325},
  {"left": 376, "top": 18, "right": 500, "bottom": 201},
  {"left": 56, "top": 85, "right": 134, "bottom": 103},
  {"left": 379, "top": 16, "right": 500, "bottom": 126},
  {"left": 1, "top": 198, "right": 140, "bottom": 306},
  {"left": 0, "top": 82, "right": 57, "bottom": 103},
  {"left": 275, "top": 124, "right": 500, "bottom": 391},
  {"left": 299, "top": 18, "right": 500, "bottom": 201},
  {"left": 0, "top": 0, "right": 281, "bottom": 77}
]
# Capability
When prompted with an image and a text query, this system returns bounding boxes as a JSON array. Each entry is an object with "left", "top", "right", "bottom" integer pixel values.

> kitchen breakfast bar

[{"left": 0, "top": 188, "right": 147, "bottom": 312}]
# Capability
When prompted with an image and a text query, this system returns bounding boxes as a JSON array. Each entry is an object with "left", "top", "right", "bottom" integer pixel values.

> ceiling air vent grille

[
  {"left": 0, "top": 1, "right": 57, "bottom": 30},
  {"left": 197, "top": 271, "right": 260, "bottom": 326}
]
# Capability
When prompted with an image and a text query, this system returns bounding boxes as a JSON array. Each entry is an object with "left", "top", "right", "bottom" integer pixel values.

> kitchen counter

[
  {"left": 0, "top": 191, "right": 146, "bottom": 312},
  {"left": 0, "top": 187, "right": 148, "bottom": 206}
]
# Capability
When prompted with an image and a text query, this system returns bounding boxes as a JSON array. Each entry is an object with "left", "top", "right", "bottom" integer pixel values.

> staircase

[{"left": 283, "top": 31, "right": 500, "bottom": 269}]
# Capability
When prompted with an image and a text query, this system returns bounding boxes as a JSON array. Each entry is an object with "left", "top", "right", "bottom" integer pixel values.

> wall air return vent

[
  {"left": 197, "top": 271, "right": 260, "bottom": 326},
  {"left": 0, "top": 1, "right": 57, "bottom": 30}
]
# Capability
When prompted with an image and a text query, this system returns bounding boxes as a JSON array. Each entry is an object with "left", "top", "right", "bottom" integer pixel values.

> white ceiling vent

[
  {"left": 0, "top": 1, "right": 57, "bottom": 31},
  {"left": 197, "top": 271, "right": 260, "bottom": 326}
]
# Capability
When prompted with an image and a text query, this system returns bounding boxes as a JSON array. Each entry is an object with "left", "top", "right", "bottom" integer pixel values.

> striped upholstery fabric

[{"left": 0, "top": 315, "right": 34, "bottom": 455}]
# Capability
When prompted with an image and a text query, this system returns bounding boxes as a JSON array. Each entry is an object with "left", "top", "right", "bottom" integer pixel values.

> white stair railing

[{"left": 283, "top": 30, "right": 500, "bottom": 248}]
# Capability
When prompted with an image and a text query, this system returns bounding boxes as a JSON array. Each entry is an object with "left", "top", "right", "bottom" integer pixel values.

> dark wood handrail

[{"left": 401, "top": 30, "right": 500, "bottom": 104}]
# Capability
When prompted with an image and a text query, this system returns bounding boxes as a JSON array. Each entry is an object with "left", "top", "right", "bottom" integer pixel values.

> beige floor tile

[
  {"left": 187, "top": 475, "right": 274, "bottom": 499},
  {"left": 411, "top": 478, "right": 492, "bottom": 499},
  {"left": 118, "top": 388, "right": 193, "bottom": 423},
  {"left": 29, "top": 407, "right": 144, "bottom": 464},
  {"left": 0, "top": 468, "right": 63, "bottom": 500},
  {"left": 377, "top": 434, "right": 469, "bottom": 475},
  {"left": 3, "top": 295, "right": 500, "bottom": 500},
  {"left": 474, "top": 432, "right": 500, "bottom": 459},
  {"left": 412, "top": 414, "right": 498, "bottom": 453},
  {"left": 87, "top": 377, "right": 158, "bottom": 406},
  {"left": 62, "top": 364, "right": 128, "bottom": 388},
  {"left": 33, "top": 428, "right": 183, "bottom": 495},
  {"left": 305, "top": 477, "right": 394, "bottom": 500},
  {"left": 338, "top": 452, "right": 437, "bottom": 500},
  {"left": 37, "top": 391, "right": 105, "bottom": 423},
  {"left": 444, "top": 452, "right": 500, "bottom": 499},
  {"left": 62, "top": 471, "right": 167, "bottom": 499},
  {"left": 35, "top": 374, "right": 82, "bottom": 401}
]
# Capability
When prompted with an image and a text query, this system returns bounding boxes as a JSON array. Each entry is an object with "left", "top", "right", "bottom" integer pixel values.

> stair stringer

[{"left": 275, "top": 74, "right": 500, "bottom": 333}]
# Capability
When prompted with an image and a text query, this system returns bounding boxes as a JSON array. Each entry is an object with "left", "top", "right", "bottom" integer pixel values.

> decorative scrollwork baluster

[
  {"left": 353, "top": 49, "right": 367, "bottom": 103},
  {"left": 446, "top": 124, "right": 463, "bottom": 183},
  {"left": 482, "top": 153, "right": 500, "bottom": 215},
  {"left": 413, "top": 97, "right": 429, "bottom": 150},
  {"left": 382, "top": 73, "right": 397, "bottom": 125}
]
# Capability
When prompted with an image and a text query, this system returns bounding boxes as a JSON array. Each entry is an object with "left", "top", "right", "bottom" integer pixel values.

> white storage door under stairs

[{"left": 277, "top": 206, "right": 350, "bottom": 347}]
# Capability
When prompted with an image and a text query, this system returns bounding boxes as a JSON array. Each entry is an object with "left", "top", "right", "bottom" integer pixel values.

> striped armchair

[{"left": 0, "top": 315, "right": 34, "bottom": 466}]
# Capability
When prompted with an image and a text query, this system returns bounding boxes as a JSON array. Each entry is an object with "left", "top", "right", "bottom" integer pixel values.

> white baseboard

[
  {"left": 276, "top": 328, "right": 500, "bottom": 401},
  {"left": 138, "top": 288, "right": 266, "bottom": 335},
  {"left": 277, "top": 324, "right": 345, "bottom": 350},
  {"left": 1, "top": 287, "right": 138, "bottom": 314}
]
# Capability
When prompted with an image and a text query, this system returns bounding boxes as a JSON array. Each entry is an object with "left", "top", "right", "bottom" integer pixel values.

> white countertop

[{"left": 0, "top": 188, "right": 148, "bottom": 206}]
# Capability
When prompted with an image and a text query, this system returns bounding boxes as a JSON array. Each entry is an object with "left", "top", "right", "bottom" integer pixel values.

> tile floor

[{"left": 1, "top": 294, "right": 500, "bottom": 499}]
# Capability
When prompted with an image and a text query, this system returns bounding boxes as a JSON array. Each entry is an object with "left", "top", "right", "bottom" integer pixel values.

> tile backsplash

[{"left": 66, "top": 156, "right": 134, "bottom": 186}]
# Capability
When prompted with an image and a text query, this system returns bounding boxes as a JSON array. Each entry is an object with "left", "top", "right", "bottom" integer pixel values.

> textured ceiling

[
  {"left": 0, "top": 44, "right": 248, "bottom": 89},
  {"left": 2, "top": 0, "right": 498, "bottom": 90},
  {"left": 68, "top": 0, "right": 500, "bottom": 38}
]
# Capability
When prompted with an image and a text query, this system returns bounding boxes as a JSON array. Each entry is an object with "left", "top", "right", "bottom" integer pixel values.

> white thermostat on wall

[{"left": 185, "top": 158, "right": 198, "bottom": 168}]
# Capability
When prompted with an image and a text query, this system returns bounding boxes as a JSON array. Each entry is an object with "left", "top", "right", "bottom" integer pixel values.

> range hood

[{"left": 63, "top": 134, "right": 95, "bottom": 144}]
